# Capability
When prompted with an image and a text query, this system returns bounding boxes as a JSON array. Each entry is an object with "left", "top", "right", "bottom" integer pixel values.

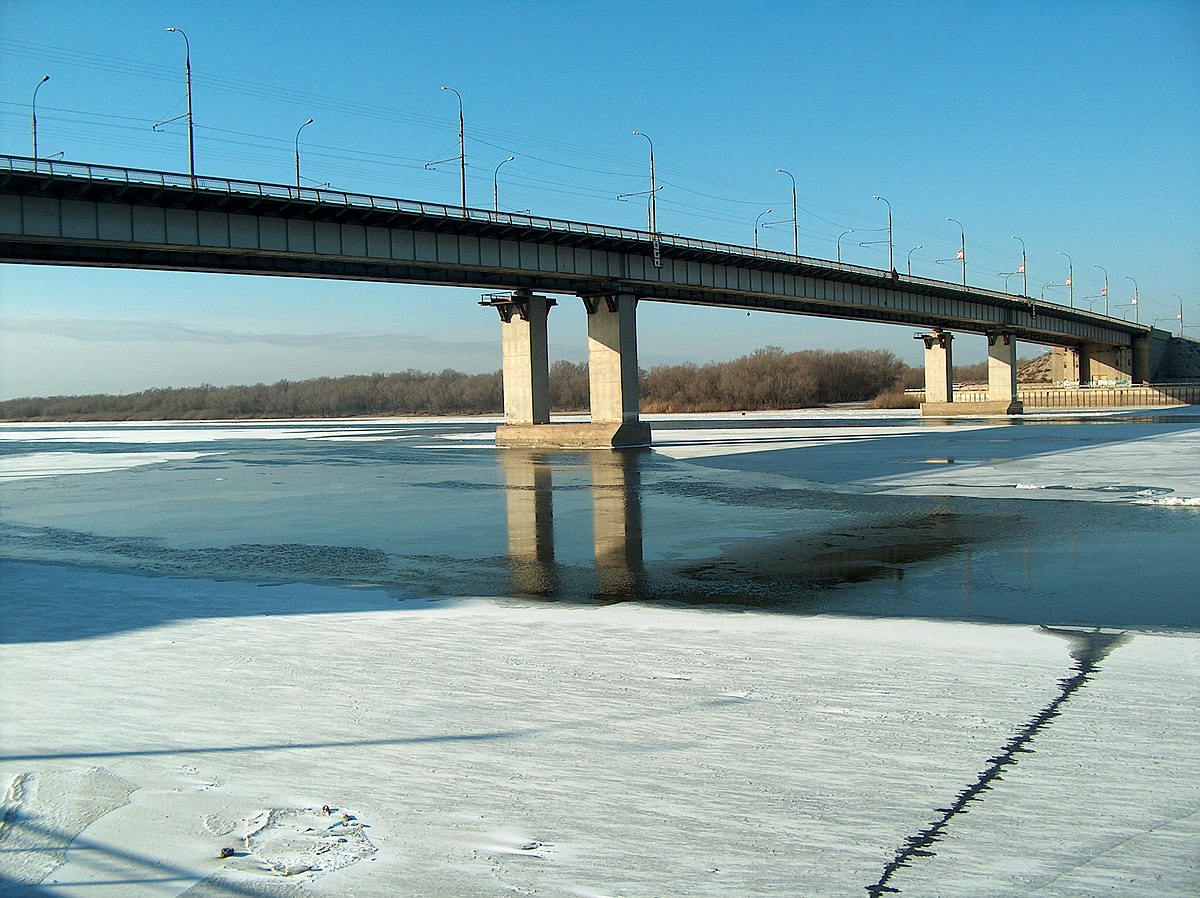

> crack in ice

[{"left": 864, "top": 627, "right": 1128, "bottom": 896}]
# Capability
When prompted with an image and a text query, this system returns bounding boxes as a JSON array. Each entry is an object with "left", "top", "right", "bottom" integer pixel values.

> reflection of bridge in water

[
  {"left": 501, "top": 450, "right": 644, "bottom": 599},
  {"left": 497, "top": 448, "right": 1015, "bottom": 606}
]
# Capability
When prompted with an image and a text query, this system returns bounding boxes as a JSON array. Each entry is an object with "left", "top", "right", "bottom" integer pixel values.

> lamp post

[
  {"left": 907, "top": 244, "right": 923, "bottom": 276},
  {"left": 294, "top": 118, "right": 314, "bottom": 190},
  {"left": 947, "top": 217, "right": 966, "bottom": 285},
  {"left": 1176, "top": 295, "right": 1185, "bottom": 338},
  {"left": 776, "top": 168, "right": 797, "bottom": 255},
  {"left": 32, "top": 74, "right": 50, "bottom": 166},
  {"left": 837, "top": 229, "right": 854, "bottom": 263},
  {"left": 632, "top": 131, "right": 656, "bottom": 233},
  {"left": 1011, "top": 235, "right": 1027, "bottom": 297},
  {"left": 1057, "top": 251, "right": 1074, "bottom": 308},
  {"left": 440, "top": 86, "right": 465, "bottom": 214},
  {"left": 872, "top": 195, "right": 893, "bottom": 272},
  {"left": 493, "top": 155, "right": 515, "bottom": 212},
  {"left": 1093, "top": 265, "right": 1109, "bottom": 317},
  {"left": 754, "top": 209, "right": 772, "bottom": 250},
  {"left": 1125, "top": 276, "right": 1140, "bottom": 323},
  {"left": 165, "top": 27, "right": 194, "bottom": 186},
  {"left": 1000, "top": 271, "right": 1019, "bottom": 293}
]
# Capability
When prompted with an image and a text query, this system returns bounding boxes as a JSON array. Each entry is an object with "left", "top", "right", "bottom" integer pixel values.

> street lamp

[
  {"left": 776, "top": 168, "right": 797, "bottom": 255},
  {"left": 947, "top": 217, "right": 966, "bottom": 285},
  {"left": 493, "top": 155, "right": 515, "bottom": 212},
  {"left": 1093, "top": 265, "right": 1109, "bottom": 317},
  {"left": 837, "top": 229, "right": 854, "bottom": 263},
  {"left": 1000, "top": 271, "right": 1019, "bottom": 293},
  {"left": 165, "top": 27, "right": 195, "bottom": 186},
  {"left": 1176, "top": 295, "right": 1185, "bottom": 338},
  {"left": 32, "top": 74, "right": 49, "bottom": 166},
  {"left": 440, "top": 86, "right": 466, "bottom": 214},
  {"left": 907, "top": 244, "right": 923, "bottom": 276},
  {"left": 632, "top": 131, "right": 657, "bottom": 233},
  {"left": 1057, "top": 251, "right": 1074, "bottom": 308},
  {"left": 294, "top": 118, "right": 314, "bottom": 190},
  {"left": 1011, "top": 236, "right": 1027, "bottom": 297},
  {"left": 754, "top": 209, "right": 772, "bottom": 250},
  {"left": 872, "top": 195, "right": 893, "bottom": 272},
  {"left": 1125, "top": 276, "right": 1139, "bottom": 323}
]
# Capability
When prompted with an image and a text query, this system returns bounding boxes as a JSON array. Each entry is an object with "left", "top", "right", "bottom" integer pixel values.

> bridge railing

[{"left": 0, "top": 154, "right": 1136, "bottom": 327}]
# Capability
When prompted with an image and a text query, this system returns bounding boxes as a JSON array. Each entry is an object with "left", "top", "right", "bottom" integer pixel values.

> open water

[{"left": 2, "top": 411, "right": 1197, "bottom": 636}]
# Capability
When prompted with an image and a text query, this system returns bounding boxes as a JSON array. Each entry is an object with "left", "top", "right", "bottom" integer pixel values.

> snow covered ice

[{"left": 1, "top": 408, "right": 1198, "bottom": 896}]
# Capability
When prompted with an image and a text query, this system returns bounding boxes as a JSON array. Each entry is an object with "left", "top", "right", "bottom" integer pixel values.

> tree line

[{"left": 1, "top": 346, "right": 918, "bottom": 421}]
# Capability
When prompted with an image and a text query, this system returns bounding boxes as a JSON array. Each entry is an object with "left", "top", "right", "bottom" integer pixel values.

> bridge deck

[{"left": 0, "top": 155, "right": 1175, "bottom": 350}]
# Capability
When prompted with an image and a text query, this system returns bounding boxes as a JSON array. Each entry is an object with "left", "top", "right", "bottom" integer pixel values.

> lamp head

[
  {"left": 304, "top": 118, "right": 314, "bottom": 125},
  {"left": 40, "top": 74, "right": 49, "bottom": 84}
]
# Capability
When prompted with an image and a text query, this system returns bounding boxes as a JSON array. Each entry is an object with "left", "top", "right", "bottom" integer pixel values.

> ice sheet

[{"left": 1, "top": 562, "right": 1195, "bottom": 897}]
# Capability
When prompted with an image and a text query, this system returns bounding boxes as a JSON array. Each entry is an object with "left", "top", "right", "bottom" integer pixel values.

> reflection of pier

[{"left": 500, "top": 450, "right": 645, "bottom": 599}]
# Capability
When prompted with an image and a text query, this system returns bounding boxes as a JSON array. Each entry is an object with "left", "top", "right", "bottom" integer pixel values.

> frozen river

[{"left": 1, "top": 408, "right": 1198, "bottom": 896}]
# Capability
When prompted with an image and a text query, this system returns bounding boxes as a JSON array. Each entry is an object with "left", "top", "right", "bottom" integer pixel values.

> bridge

[{"left": 0, "top": 156, "right": 1184, "bottom": 446}]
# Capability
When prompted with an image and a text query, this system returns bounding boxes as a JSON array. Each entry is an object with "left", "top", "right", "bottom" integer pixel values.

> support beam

[
  {"left": 1133, "top": 335, "right": 1152, "bottom": 385},
  {"left": 921, "top": 329, "right": 954, "bottom": 404},
  {"left": 493, "top": 290, "right": 650, "bottom": 449},
  {"left": 986, "top": 332, "right": 1024, "bottom": 414},
  {"left": 917, "top": 329, "right": 954, "bottom": 415},
  {"left": 489, "top": 290, "right": 552, "bottom": 425},
  {"left": 1052, "top": 346, "right": 1081, "bottom": 385},
  {"left": 920, "top": 329, "right": 1022, "bottom": 416},
  {"left": 586, "top": 293, "right": 642, "bottom": 424}
]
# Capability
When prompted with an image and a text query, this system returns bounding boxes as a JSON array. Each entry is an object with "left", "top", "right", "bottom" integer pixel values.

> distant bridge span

[{"left": 0, "top": 156, "right": 1184, "bottom": 444}]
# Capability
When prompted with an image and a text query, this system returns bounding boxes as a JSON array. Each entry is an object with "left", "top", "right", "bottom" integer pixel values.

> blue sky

[{"left": 1, "top": 0, "right": 1197, "bottom": 398}]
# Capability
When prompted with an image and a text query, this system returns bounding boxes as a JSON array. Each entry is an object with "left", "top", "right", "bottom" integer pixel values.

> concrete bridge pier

[
  {"left": 491, "top": 289, "right": 651, "bottom": 449},
  {"left": 920, "top": 329, "right": 1023, "bottom": 416},
  {"left": 985, "top": 333, "right": 1024, "bottom": 414},
  {"left": 1057, "top": 342, "right": 1136, "bottom": 386},
  {"left": 582, "top": 293, "right": 652, "bottom": 447},
  {"left": 917, "top": 329, "right": 955, "bottom": 416},
  {"left": 491, "top": 290, "right": 554, "bottom": 425}
]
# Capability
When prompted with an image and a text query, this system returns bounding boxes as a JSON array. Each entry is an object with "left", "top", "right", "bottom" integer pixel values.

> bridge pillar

[
  {"left": 917, "top": 329, "right": 954, "bottom": 415},
  {"left": 490, "top": 289, "right": 651, "bottom": 449},
  {"left": 986, "top": 333, "right": 1024, "bottom": 414},
  {"left": 491, "top": 290, "right": 553, "bottom": 425},
  {"left": 1133, "top": 335, "right": 1152, "bottom": 384},
  {"left": 920, "top": 329, "right": 1022, "bottom": 416},
  {"left": 587, "top": 294, "right": 641, "bottom": 424},
  {"left": 1052, "top": 346, "right": 1081, "bottom": 384}
]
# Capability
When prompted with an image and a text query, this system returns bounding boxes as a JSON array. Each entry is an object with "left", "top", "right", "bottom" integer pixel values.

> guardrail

[
  {"left": 939, "top": 385, "right": 1200, "bottom": 408},
  {"left": 0, "top": 154, "right": 1147, "bottom": 331}
]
